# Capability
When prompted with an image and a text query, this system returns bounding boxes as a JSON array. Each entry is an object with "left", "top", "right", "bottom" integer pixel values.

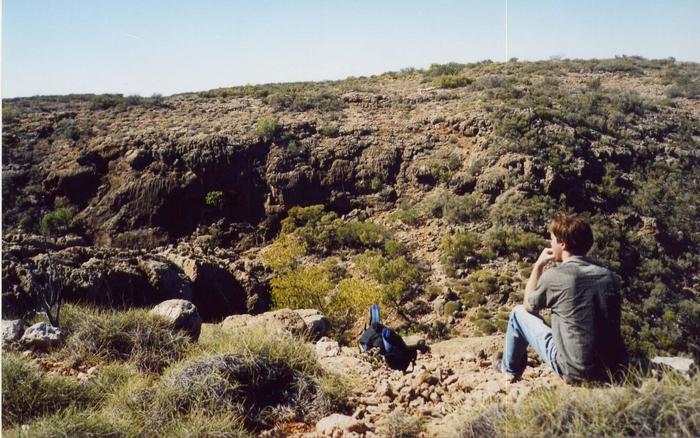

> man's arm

[{"left": 523, "top": 248, "right": 555, "bottom": 312}]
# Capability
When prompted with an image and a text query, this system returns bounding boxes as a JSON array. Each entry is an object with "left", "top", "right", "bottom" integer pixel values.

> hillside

[
  {"left": 2, "top": 57, "right": 699, "bottom": 435},
  {"left": 2, "top": 57, "right": 700, "bottom": 436}
]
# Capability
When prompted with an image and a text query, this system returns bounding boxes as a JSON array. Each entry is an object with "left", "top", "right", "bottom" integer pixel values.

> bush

[
  {"left": 336, "top": 221, "right": 389, "bottom": 249},
  {"left": 330, "top": 278, "right": 383, "bottom": 340},
  {"left": 260, "top": 233, "right": 307, "bottom": 272},
  {"left": 467, "top": 269, "right": 499, "bottom": 295},
  {"left": 424, "top": 190, "right": 486, "bottom": 223},
  {"left": 40, "top": 207, "right": 74, "bottom": 235},
  {"left": 63, "top": 307, "right": 192, "bottom": 373},
  {"left": 489, "top": 192, "right": 556, "bottom": 233},
  {"left": 433, "top": 76, "right": 474, "bottom": 89},
  {"left": 205, "top": 191, "right": 224, "bottom": 209},
  {"left": 441, "top": 232, "right": 482, "bottom": 275},
  {"left": 1, "top": 354, "right": 101, "bottom": 426},
  {"left": 356, "top": 251, "right": 421, "bottom": 315},
  {"left": 388, "top": 208, "right": 423, "bottom": 226},
  {"left": 377, "top": 410, "right": 424, "bottom": 437},
  {"left": 457, "top": 372, "right": 700, "bottom": 437},
  {"left": 257, "top": 117, "right": 279, "bottom": 141},
  {"left": 319, "top": 124, "right": 340, "bottom": 137},
  {"left": 271, "top": 265, "right": 334, "bottom": 311},
  {"left": 426, "top": 62, "right": 466, "bottom": 77},
  {"left": 481, "top": 226, "right": 545, "bottom": 259},
  {"left": 3, "top": 105, "right": 18, "bottom": 123}
]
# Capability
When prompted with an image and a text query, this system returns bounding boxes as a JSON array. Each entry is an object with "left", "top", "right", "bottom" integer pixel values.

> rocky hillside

[{"left": 3, "top": 57, "right": 699, "bottom": 359}]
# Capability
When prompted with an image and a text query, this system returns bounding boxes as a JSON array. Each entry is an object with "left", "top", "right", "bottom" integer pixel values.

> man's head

[{"left": 548, "top": 212, "right": 594, "bottom": 261}]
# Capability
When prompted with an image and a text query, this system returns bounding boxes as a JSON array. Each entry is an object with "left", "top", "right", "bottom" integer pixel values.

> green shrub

[
  {"left": 481, "top": 226, "right": 545, "bottom": 259},
  {"left": 426, "top": 62, "right": 466, "bottom": 77},
  {"left": 336, "top": 221, "right": 388, "bottom": 249},
  {"left": 433, "top": 76, "right": 474, "bottom": 89},
  {"left": 271, "top": 264, "right": 334, "bottom": 311},
  {"left": 424, "top": 190, "right": 487, "bottom": 223},
  {"left": 63, "top": 307, "right": 192, "bottom": 373},
  {"left": 356, "top": 251, "right": 421, "bottom": 314},
  {"left": 388, "top": 208, "right": 423, "bottom": 226},
  {"left": 467, "top": 269, "right": 499, "bottom": 295},
  {"left": 3, "top": 105, "right": 18, "bottom": 123},
  {"left": 280, "top": 204, "right": 326, "bottom": 233},
  {"left": 473, "top": 319, "right": 497, "bottom": 335},
  {"left": 205, "top": 190, "right": 224, "bottom": 209},
  {"left": 260, "top": 233, "right": 307, "bottom": 272},
  {"left": 441, "top": 232, "right": 482, "bottom": 275},
  {"left": 40, "top": 207, "right": 74, "bottom": 235},
  {"left": 319, "top": 124, "right": 340, "bottom": 137},
  {"left": 256, "top": 117, "right": 279, "bottom": 140},
  {"left": 489, "top": 192, "right": 556, "bottom": 233}
]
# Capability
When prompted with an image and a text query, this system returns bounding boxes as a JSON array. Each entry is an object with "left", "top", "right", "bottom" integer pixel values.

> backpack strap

[
  {"left": 370, "top": 305, "right": 380, "bottom": 326},
  {"left": 381, "top": 327, "right": 394, "bottom": 353}
]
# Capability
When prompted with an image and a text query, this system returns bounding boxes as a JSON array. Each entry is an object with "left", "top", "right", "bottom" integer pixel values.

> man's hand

[
  {"left": 523, "top": 247, "right": 554, "bottom": 312},
  {"left": 535, "top": 248, "right": 555, "bottom": 269}
]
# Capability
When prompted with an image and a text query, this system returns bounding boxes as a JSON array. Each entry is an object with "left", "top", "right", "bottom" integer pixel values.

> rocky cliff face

[{"left": 3, "top": 58, "right": 699, "bottom": 352}]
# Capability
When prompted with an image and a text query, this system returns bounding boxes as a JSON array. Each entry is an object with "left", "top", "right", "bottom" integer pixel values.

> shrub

[
  {"left": 433, "top": 76, "right": 474, "bottom": 89},
  {"left": 377, "top": 410, "right": 424, "bottom": 437},
  {"left": 40, "top": 207, "right": 74, "bottom": 235},
  {"left": 1, "top": 354, "right": 101, "bottom": 426},
  {"left": 481, "top": 226, "right": 545, "bottom": 259},
  {"left": 260, "top": 233, "right": 307, "bottom": 272},
  {"left": 426, "top": 62, "right": 466, "bottom": 77},
  {"left": 330, "top": 278, "right": 383, "bottom": 339},
  {"left": 205, "top": 190, "right": 224, "bottom": 209},
  {"left": 441, "top": 232, "right": 482, "bottom": 275},
  {"left": 280, "top": 204, "right": 326, "bottom": 233},
  {"left": 388, "top": 208, "right": 423, "bottom": 226},
  {"left": 271, "top": 265, "right": 334, "bottom": 311},
  {"left": 256, "top": 117, "right": 279, "bottom": 141},
  {"left": 423, "top": 190, "right": 486, "bottom": 223},
  {"left": 3, "top": 105, "right": 18, "bottom": 123},
  {"left": 319, "top": 124, "right": 340, "bottom": 137},
  {"left": 467, "top": 269, "right": 499, "bottom": 296},
  {"left": 457, "top": 372, "right": 700, "bottom": 437},
  {"left": 63, "top": 307, "right": 192, "bottom": 373},
  {"left": 489, "top": 192, "right": 556, "bottom": 233},
  {"left": 356, "top": 251, "right": 421, "bottom": 315},
  {"left": 336, "top": 221, "right": 389, "bottom": 249}
]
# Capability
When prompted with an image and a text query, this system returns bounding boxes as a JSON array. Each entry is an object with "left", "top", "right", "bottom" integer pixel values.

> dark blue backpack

[{"left": 359, "top": 305, "right": 417, "bottom": 372}]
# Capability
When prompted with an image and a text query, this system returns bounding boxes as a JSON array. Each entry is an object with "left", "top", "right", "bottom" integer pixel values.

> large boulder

[
  {"left": 150, "top": 299, "right": 202, "bottom": 340},
  {"left": 294, "top": 309, "right": 332, "bottom": 340},
  {"left": 20, "top": 322, "right": 64, "bottom": 350},
  {"left": 651, "top": 356, "right": 697, "bottom": 379},
  {"left": 221, "top": 308, "right": 307, "bottom": 337},
  {"left": 2, "top": 319, "right": 25, "bottom": 344}
]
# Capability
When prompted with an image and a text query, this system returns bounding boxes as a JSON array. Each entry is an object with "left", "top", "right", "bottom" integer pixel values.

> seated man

[{"left": 500, "top": 212, "right": 627, "bottom": 383}]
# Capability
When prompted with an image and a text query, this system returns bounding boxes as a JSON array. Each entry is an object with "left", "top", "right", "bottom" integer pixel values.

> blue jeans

[{"left": 502, "top": 305, "right": 562, "bottom": 377}]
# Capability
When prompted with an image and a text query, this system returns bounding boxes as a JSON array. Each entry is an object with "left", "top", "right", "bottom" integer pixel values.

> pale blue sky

[{"left": 3, "top": 0, "right": 699, "bottom": 98}]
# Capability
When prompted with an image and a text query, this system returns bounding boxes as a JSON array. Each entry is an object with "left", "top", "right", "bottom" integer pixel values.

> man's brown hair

[{"left": 548, "top": 212, "right": 594, "bottom": 255}]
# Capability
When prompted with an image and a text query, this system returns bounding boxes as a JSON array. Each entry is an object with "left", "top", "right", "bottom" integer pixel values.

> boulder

[
  {"left": 315, "top": 337, "right": 341, "bottom": 358},
  {"left": 150, "top": 299, "right": 202, "bottom": 340},
  {"left": 316, "top": 413, "right": 368, "bottom": 436},
  {"left": 295, "top": 309, "right": 332, "bottom": 340},
  {"left": 221, "top": 309, "right": 307, "bottom": 338},
  {"left": 651, "top": 356, "right": 696, "bottom": 379},
  {"left": 20, "top": 322, "right": 64, "bottom": 350},
  {"left": 139, "top": 259, "right": 192, "bottom": 300},
  {"left": 2, "top": 319, "right": 25, "bottom": 343}
]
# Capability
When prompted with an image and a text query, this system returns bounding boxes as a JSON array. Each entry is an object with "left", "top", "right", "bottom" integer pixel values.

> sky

[{"left": 2, "top": 0, "right": 699, "bottom": 98}]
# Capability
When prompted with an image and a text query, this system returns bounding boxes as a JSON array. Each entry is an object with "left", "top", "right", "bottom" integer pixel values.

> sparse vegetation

[{"left": 457, "top": 371, "right": 700, "bottom": 438}]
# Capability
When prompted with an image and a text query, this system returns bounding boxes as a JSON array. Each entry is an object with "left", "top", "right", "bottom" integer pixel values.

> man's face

[{"left": 550, "top": 233, "right": 565, "bottom": 262}]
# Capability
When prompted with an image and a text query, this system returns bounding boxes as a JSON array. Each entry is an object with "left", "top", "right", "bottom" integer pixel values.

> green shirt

[{"left": 527, "top": 256, "right": 626, "bottom": 380}]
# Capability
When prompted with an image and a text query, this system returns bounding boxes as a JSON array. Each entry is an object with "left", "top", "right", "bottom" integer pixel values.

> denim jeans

[{"left": 502, "top": 305, "right": 562, "bottom": 377}]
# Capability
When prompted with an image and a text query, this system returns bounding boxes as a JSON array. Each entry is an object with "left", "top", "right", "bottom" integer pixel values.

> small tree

[
  {"left": 205, "top": 191, "right": 224, "bottom": 210},
  {"left": 36, "top": 207, "right": 73, "bottom": 327}
]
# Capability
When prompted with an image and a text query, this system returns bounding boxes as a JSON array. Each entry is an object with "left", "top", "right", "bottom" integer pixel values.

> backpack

[{"left": 358, "top": 305, "right": 417, "bottom": 372}]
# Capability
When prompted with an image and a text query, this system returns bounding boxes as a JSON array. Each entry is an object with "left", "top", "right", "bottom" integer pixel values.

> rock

[
  {"left": 20, "top": 322, "right": 64, "bottom": 350},
  {"left": 258, "top": 309, "right": 307, "bottom": 336},
  {"left": 150, "top": 299, "right": 202, "bottom": 340},
  {"left": 2, "top": 319, "right": 25, "bottom": 343},
  {"left": 295, "top": 309, "right": 332, "bottom": 340},
  {"left": 139, "top": 259, "right": 192, "bottom": 300},
  {"left": 651, "top": 356, "right": 697, "bottom": 378},
  {"left": 221, "top": 308, "right": 307, "bottom": 338},
  {"left": 316, "top": 337, "right": 342, "bottom": 358},
  {"left": 316, "top": 414, "right": 368, "bottom": 436}
]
